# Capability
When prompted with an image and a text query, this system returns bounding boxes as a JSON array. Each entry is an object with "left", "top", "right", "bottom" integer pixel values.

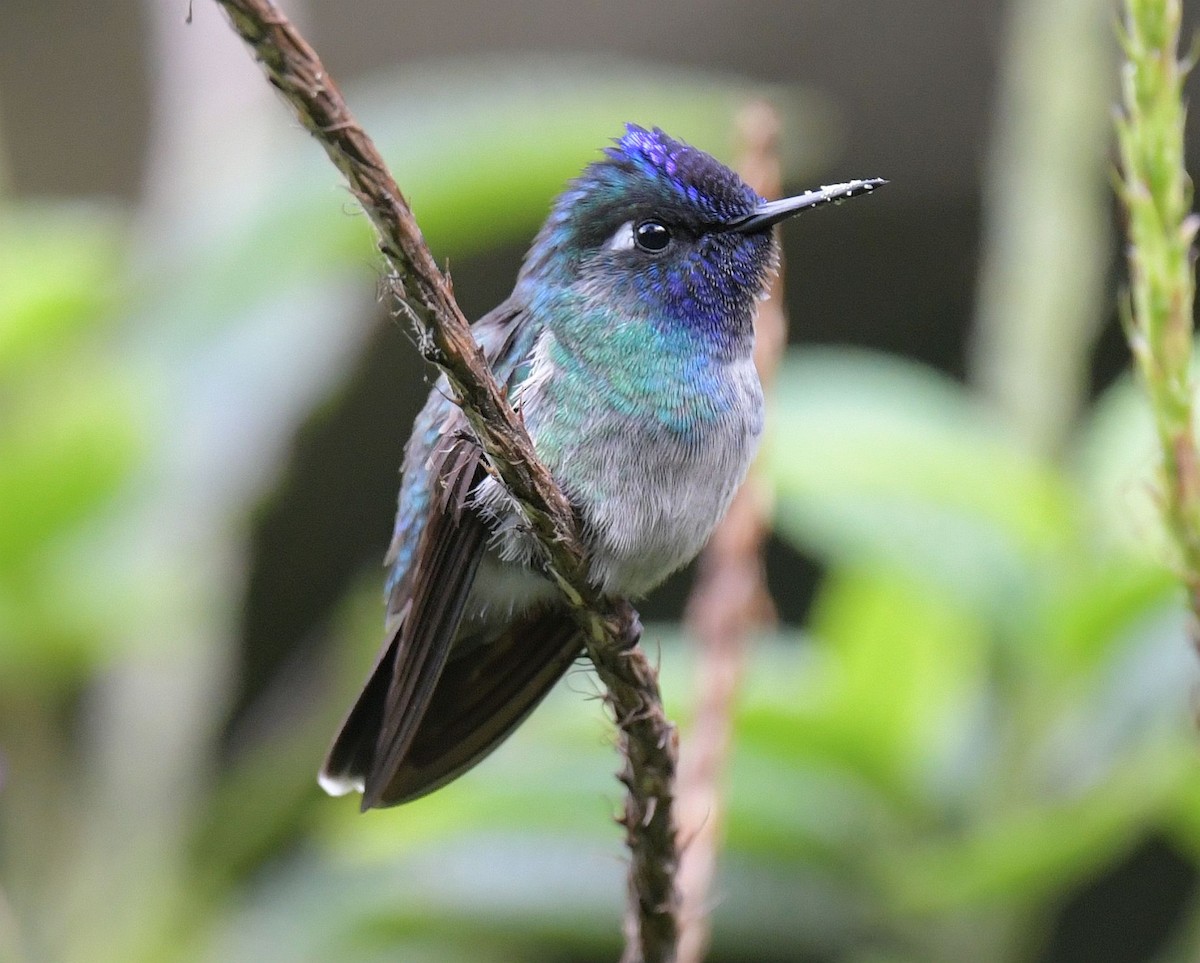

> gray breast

[
  {"left": 471, "top": 341, "right": 763, "bottom": 601},
  {"left": 578, "top": 358, "right": 763, "bottom": 595}
]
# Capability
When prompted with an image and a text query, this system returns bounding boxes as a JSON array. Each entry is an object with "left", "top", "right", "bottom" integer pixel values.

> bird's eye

[{"left": 634, "top": 220, "right": 671, "bottom": 253}]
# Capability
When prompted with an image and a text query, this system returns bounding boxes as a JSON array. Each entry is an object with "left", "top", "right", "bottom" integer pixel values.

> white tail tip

[{"left": 318, "top": 770, "right": 364, "bottom": 797}]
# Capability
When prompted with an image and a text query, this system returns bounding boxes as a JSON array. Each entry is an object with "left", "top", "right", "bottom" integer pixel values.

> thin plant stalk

[
  {"left": 210, "top": 2, "right": 679, "bottom": 959},
  {"left": 1116, "top": 0, "right": 1200, "bottom": 626},
  {"left": 971, "top": 0, "right": 1116, "bottom": 456},
  {"left": 676, "top": 100, "right": 787, "bottom": 963}
]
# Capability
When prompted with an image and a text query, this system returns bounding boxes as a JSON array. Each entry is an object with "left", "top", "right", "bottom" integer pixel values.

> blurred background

[{"left": 2, "top": 0, "right": 1200, "bottom": 960}]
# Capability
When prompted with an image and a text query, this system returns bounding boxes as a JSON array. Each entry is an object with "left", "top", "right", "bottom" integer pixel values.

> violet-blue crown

[{"left": 598, "top": 124, "right": 761, "bottom": 222}]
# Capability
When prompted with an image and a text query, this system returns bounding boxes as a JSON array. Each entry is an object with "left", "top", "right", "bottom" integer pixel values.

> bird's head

[{"left": 518, "top": 124, "right": 881, "bottom": 350}]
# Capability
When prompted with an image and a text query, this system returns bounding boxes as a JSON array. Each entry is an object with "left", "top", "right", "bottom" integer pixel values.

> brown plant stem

[
  {"left": 208, "top": 1, "right": 678, "bottom": 959},
  {"left": 676, "top": 100, "right": 787, "bottom": 963}
]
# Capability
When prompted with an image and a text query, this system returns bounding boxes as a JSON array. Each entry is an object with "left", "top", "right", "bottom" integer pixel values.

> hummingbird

[{"left": 320, "top": 124, "right": 882, "bottom": 809}]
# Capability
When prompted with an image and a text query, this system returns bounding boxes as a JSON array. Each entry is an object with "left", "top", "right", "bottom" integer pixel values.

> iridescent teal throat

[{"left": 528, "top": 285, "right": 744, "bottom": 429}]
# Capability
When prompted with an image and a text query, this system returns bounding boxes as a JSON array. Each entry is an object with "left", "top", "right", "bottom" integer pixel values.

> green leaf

[
  {"left": 0, "top": 372, "right": 139, "bottom": 570},
  {"left": 0, "top": 367, "right": 142, "bottom": 674},
  {"left": 888, "top": 750, "right": 1188, "bottom": 912},
  {"left": 768, "top": 348, "right": 1076, "bottom": 617},
  {"left": 1027, "top": 554, "right": 1176, "bottom": 679},
  {"left": 0, "top": 202, "right": 126, "bottom": 378},
  {"left": 731, "top": 569, "right": 988, "bottom": 812}
]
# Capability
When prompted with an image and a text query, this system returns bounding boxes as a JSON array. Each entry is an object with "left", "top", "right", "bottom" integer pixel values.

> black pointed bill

[{"left": 724, "top": 177, "right": 887, "bottom": 234}]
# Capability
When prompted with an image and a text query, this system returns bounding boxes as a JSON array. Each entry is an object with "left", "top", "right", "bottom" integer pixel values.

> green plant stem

[
  {"left": 971, "top": 0, "right": 1115, "bottom": 456},
  {"left": 1117, "top": 0, "right": 1200, "bottom": 616}
]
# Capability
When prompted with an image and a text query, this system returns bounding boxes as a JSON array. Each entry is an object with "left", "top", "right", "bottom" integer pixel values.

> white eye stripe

[{"left": 603, "top": 220, "right": 637, "bottom": 252}]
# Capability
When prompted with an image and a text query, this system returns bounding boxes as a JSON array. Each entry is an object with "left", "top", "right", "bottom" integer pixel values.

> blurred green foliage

[
  {"left": 0, "top": 50, "right": 1197, "bottom": 963},
  {"left": 0, "top": 204, "right": 140, "bottom": 680}
]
